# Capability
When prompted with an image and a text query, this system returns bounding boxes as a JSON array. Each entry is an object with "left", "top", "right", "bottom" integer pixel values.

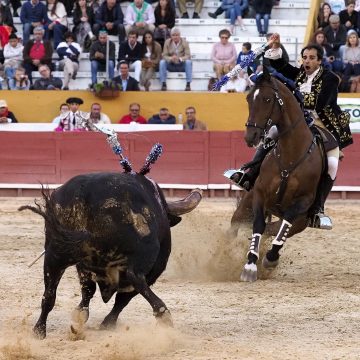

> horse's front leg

[
  {"left": 263, "top": 201, "right": 309, "bottom": 269},
  {"left": 240, "top": 200, "right": 266, "bottom": 282}
]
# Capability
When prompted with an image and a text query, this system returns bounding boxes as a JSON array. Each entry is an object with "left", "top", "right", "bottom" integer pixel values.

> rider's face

[{"left": 302, "top": 49, "right": 321, "bottom": 76}]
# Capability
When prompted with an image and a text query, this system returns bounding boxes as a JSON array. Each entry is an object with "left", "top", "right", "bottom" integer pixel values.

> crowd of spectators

[
  {"left": 0, "top": 0, "right": 282, "bottom": 92},
  {"left": 314, "top": 0, "right": 360, "bottom": 92},
  {"left": 1, "top": 0, "right": 358, "bottom": 93}
]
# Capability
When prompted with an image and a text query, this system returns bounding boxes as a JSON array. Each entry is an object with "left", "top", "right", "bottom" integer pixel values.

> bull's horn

[{"left": 167, "top": 189, "right": 203, "bottom": 216}]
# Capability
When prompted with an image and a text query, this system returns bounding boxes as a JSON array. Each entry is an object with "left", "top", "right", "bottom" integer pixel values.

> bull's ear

[{"left": 262, "top": 66, "right": 271, "bottom": 81}]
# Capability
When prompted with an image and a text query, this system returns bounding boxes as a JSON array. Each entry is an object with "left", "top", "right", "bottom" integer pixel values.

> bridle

[{"left": 245, "top": 79, "right": 302, "bottom": 139}]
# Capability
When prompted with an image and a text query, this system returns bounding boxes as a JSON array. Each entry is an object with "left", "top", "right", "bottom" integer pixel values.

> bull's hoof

[
  {"left": 71, "top": 306, "right": 89, "bottom": 324},
  {"left": 99, "top": 316, "right": 117, "bottom": 330},
  {"left": 240, "top": 263, "right": 258, "bottom": 282},
  {"left": 155, "top": 309, "right": 173, "bottom": 327},
  {"left": 33, "top": 324, "right": 46, "bottom": 340},
  {"left": 262, "top": 255, "right": 279, "bottom": 269}
]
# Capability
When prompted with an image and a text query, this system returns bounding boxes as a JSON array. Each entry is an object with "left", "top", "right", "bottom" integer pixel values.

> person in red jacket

[{"left": 118, "top": 103, "right": 147, "bottom": 124}]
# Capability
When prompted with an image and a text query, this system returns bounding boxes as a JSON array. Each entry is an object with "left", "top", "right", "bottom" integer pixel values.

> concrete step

[
  {"left": 31, "top": 70, "right": 214, "bottom": 91},
  {"left": 174, "top": 18, "right": 307, "bottom": 39}
]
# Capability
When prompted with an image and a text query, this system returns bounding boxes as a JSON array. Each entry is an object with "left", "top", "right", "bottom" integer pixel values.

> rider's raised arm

[{"left": 265, "top": 33, "right": 300, "bottom": 81}]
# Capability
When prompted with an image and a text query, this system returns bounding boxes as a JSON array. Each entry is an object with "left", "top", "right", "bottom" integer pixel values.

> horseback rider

[{"left": 230, "top": 33, "right": 353, "bottom": 229}]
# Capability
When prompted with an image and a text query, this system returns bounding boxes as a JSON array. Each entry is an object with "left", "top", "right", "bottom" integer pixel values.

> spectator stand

[{"left": 10, "top": 0, "right": 310, "bottom": 91}]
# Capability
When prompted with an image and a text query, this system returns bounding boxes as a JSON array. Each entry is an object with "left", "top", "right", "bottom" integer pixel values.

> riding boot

[
  {"left": 309, "top": 174, "right": 334, "bottom": 230},
  {"left": 230, "top": 141, "right": 274, "bottom": 191}
]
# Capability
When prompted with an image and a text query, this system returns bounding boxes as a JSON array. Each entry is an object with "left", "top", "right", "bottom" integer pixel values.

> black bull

[{"left": 19, "top": 172, "right": 202, "bottom": 339}]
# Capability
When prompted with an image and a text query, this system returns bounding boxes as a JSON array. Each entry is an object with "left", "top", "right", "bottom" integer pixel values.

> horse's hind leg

[
  {"left": 229, "top": 191, "right": 253, "bottom": 237},
  {"left": 240, "top": 199, "right": 266, "bottom": 282}
]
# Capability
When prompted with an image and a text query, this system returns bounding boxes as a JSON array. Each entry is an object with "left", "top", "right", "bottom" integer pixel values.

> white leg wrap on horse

[
  {"left": 248, "top": 233, "right": 262, "bottom": 258},
  {"left": 272, "top": 220, "right": 292, "bottom": 246}
]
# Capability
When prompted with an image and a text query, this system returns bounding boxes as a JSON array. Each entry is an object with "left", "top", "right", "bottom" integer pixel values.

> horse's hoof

[
  {"left": 33, "top": 324, "right": 46, "bottom": 340},
  {"left": 156, "top": 309, "right": 174, "bottom": 327},
  {"left": 240, "top": 263, "right": 258, "bottom": 282},
  {"left": 262, "top": 255, "right": 279, "bottom": 269}
]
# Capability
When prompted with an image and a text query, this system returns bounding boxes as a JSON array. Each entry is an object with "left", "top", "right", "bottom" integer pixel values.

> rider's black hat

[{"left": 66, "top": 97, "right": 83, "bottom": 105}]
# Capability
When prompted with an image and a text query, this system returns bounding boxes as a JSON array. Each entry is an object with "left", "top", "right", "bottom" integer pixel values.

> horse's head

[{"left": 245, "top": 67, "right": 284, "bottom": 147}]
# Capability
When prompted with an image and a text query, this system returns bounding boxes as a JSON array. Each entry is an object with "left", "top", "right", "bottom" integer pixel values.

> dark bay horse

[{"left": 238, "top": 69, "right": 324, "bottom": 282}]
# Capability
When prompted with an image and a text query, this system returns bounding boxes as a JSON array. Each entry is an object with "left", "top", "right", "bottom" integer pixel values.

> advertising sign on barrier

[{"left": 338, "top": 98, "right": 360, "bottom": 132}]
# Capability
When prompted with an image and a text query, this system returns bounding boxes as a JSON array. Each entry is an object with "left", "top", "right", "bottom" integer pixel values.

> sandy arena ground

[{"left": 0, "top": 196, "right": 359, "bottom": 360}]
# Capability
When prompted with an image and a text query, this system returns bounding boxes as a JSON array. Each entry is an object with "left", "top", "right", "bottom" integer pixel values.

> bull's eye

[{"left": 264, "top": 98, "right": 271, "bottom": 103}]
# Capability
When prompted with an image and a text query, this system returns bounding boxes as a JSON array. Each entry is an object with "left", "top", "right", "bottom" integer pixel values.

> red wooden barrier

[{"left": 0, "top": 131, "right": 358, "bottom": 186}]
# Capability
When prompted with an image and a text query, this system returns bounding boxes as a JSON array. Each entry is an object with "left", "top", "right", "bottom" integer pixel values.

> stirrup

[
  {"left": 309, "top": 212, "right": 333, "bottom": 230},
  {"left": 223, "top": 169, "right": 252, "bottom": 191}
]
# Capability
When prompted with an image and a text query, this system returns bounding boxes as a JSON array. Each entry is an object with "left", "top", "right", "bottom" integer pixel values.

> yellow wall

[
  {"left": 1, "top": 90, "right": 248, "bottom": 131},
  {"left": 1, "top": 90, "right": 358, "bottom": 131}
]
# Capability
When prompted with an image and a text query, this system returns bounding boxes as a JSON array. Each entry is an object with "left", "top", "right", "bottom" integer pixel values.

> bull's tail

[{"left": 19, "top": 187, "right": 89, "bottom": 261}]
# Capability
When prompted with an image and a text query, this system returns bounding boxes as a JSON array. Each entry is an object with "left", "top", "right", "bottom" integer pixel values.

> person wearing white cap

[{"left": 0, "top": 100, "right": 18, "bottom": 123}]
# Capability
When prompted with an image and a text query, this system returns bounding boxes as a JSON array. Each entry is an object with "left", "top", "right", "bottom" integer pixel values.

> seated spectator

[
  {"left": 124, "top": 0, "right": 155, "bottom": 35},
  {"left": 45, "top": 0, "right": 68, "bottom": 49},
  {"left": 220, "top": 70, "right": 248, "bottom": 92},
  {"left": 22, "top": 26, "right": 53, "bottom": 84},
  {"left": 208, "top": 0, "right": 248, "bottom": 34},
  {"left": 254, "top": 0, "right": 273, "bottom": 36},
  {"left": 342, "top": 30, "right": 360, "bottom": 77},
  {"left": 323, "top": 14, "right": 347, "bottom": 55},
  {"left": 178, "top": 0, "right": 203, "bottom": 19},
  {"left": 20, "top": 0, "right": 48, "bottom": 44},
  {"left": 148, "top": 107, "right": 176, "bottom": 124},
  {"left": 317, "top": 2, "right": 334, "bottom": 30},
  {"left": 211, "top": 29, "right": 236, "bottom": 80},
  {"left": 140, "top": 31, "right": 161, "bottom": 91},
  {"left": 0, "top": 99, "right": 18, "bottom": 123},
  {"left": 56, "top": 31, "right": 81, "bottom": 90},
  {"left": 183, "top": 106, "right": 207, "bottom": 130},
  {"left": 93, "top": 0, "right": 125, "bottom": 43},
  {"left": 236, "top": 42, "right": 258, "bottom": 72},
  {"left": 310, "top": 29, "right": 342, "bottom": 72},
  {"left": 3, "top": 33, "right": 23, "bottom": 82},
  {"left": 32, "top": 64, "right": 62, "bottom": 90},
  {"left": 8, "top": 0, "right": 21, "bottom": 18},
  {"left": 154, "top": 0, "right": 175, "bottom": 48},
  {"left": 55, "top": 97, "right": 84, "bottom": 131},
  {"left": 117, "top": 30, "right": 142, "bottom": 82},
  {"left": 118, "top": 102, "right": 147, "bottom": 124},
  {"left": 113, "top": 60, "right": 140, "bottom": 91},
  {"left": 0, "top": 3, "right": 16, "bottom": 37},
  {"left": 159, "top": 27, "right": 192, "bottom": 91},
  {"left": 8, "top": 66, "right": 30, "bottom": 90},
  {"left": 72, "top": 0, "right": 95, "bottom": 51},
  {"left": 52, "top": 102, "right": 70, "bottom": 125},
  {"left": 89, "top": 30, "right": 115, "bottom": 87},
  {"left": 88, "top": 102, "right": 111, "bottom": 124},
  {"left": 339, "top": 0, "right": 358, "bottom": 32}
]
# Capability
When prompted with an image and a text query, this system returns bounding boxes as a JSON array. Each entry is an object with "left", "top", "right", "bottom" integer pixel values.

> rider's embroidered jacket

[{"left": 269, "top": 58, "right": 353, "bottom": 149}]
